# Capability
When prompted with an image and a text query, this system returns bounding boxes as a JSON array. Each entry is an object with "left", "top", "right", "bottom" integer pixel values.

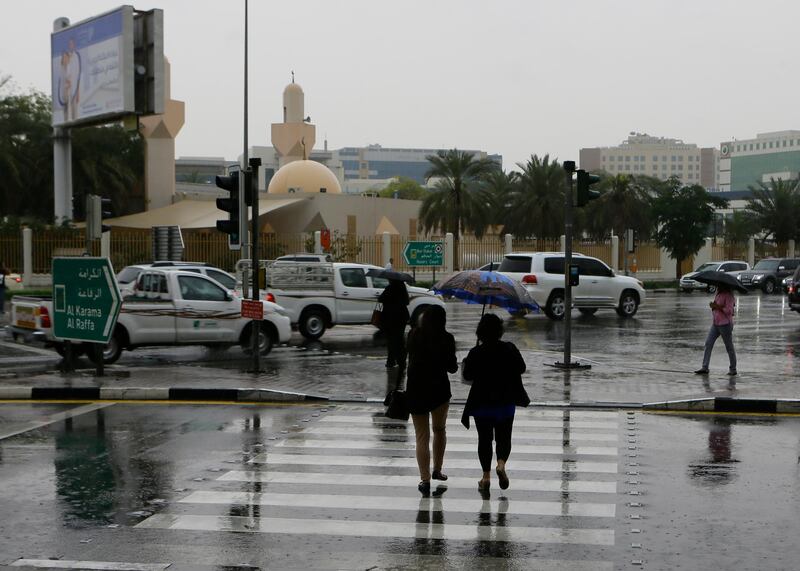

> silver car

[{"left": 680, "top": 261, "right": 749, "bottom": 293}]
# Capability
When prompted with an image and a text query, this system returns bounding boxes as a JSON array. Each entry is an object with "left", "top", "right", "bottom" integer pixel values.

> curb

[
  {"left": 0, "top": 386, "right": 329, "bottom": 404},
  {"left": 643, "top": 397, "right": 800, "bottom": 414}
]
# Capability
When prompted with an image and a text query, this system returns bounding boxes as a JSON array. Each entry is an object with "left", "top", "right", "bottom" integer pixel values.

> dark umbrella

[
  {"left": 433, "top": 270, "right": 540, "bottom": 315},
  {"left": 366, "top": 268, "right": 414, "bottom": 283},
  {"left": 692, "top": 270, "right": 748, "bottom": 294}
]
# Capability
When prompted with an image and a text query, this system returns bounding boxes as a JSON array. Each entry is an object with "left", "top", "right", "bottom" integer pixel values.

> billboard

[{"left": 51, "top": 6, "right": 135, "bottom": 127}]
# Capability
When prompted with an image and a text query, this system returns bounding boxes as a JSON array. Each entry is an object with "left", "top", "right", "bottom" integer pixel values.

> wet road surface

[
  {"left": 4, "top": 290, "right": 800, "bottom": 405},
  {"left": 1, "top": 402, "right": 799, "bottom": 569}
]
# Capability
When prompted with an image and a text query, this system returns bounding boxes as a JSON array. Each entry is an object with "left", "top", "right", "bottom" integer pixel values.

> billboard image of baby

[{"left": 51, "top": 8, "right": 133, "bottom": 126}]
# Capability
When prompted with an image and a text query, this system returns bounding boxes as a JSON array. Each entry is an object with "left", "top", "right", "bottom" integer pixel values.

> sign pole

[{"left": 250, "top": 157, "right": 261, "bottom": 372}]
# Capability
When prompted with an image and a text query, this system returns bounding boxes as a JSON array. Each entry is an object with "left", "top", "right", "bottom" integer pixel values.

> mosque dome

[{"left": 268, "top": 160, "right": 342, "bottom": 194}]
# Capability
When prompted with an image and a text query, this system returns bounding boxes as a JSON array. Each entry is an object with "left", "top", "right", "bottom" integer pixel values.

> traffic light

[
  {"left": 86, "top": 195, "right": 113, "bottom": 240},
  {"left": 576, "top": 169, "right": 601, "bottom": 207},
  {"left": 216, "top": 171, "right": 241, "bottom": 249}
]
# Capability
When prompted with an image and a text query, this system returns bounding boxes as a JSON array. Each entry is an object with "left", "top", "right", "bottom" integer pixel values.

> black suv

[{"left": 737, "top": 257, "right": 800, "bottom": 293}]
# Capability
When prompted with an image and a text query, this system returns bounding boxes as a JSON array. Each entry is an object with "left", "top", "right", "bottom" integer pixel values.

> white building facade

[{"left": 580, "top": 132, "right": 719, "bottom": 190}]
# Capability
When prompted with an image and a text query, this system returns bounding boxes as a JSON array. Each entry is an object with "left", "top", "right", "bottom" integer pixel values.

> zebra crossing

[{"left": 136, "top": 405, "right": 624, "bottom": 569}]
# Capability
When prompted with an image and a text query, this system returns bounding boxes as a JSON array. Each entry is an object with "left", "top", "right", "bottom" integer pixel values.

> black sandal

[{"left": 432, "top": 470, "right": 448, "bottom": 481}]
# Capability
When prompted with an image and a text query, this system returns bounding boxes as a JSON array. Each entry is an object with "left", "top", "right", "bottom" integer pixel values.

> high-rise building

[
  {"left": 580, "top": 132, "right": 718, "bottom": 189},
  {"left": 718, "top": 130, "right": 800, "bottom": 192}
]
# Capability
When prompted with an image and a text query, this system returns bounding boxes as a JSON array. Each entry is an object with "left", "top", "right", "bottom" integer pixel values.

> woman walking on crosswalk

[
  {"left": 406, "top": 305, "right": 458, "bottom": 495},
  {"left": 461, "top": 313, "right": 530, "bottom": 491}
]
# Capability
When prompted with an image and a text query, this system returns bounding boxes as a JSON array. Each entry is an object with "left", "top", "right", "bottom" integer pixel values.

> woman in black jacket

[
  {"left": 406, "top": 305, "right": 457, "bottom": 494},
  {"left": 462, "top": 313, "right": 529, "bottom": 491},
  {"left": 378, "top": 279, "right": 410, "bottom": 371}
]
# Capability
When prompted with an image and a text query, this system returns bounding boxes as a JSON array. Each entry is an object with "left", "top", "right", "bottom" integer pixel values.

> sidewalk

[{"left": 1, "top": 341, "right": 798, "bottom": 412}]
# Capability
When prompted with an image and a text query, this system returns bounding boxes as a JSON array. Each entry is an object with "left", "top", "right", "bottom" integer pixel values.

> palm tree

[
  {"left": 583, "top": 174, "right": 654, "bottom": 239},
  {"left": 745, "top": 178, "right": 800, "bottom": 243},
  {"left": 419, "top": 149, "right": 499, "bottom": 268},
  {"left": 502, "top": 154, "right": 565, "bottom": 239}
]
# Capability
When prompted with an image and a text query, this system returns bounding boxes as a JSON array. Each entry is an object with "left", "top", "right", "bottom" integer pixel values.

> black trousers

[
  {"left": 386, "top": 326, "right": 406, "bottom": 368},
  {"left": 474, "top": 415, "right": 514, "bottom": 471}
]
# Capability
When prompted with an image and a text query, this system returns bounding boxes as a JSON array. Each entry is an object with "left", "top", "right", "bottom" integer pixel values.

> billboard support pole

[{"left": 53, "top": 17, "right": 72, "bottom": 224}]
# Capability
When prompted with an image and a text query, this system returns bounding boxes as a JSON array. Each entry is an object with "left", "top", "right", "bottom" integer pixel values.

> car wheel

[
  {"left": 578, "top": 308, "right": 598, "bottom": 316},
  {"left": 544, "top": 291, "right": 566, "bottom": 321},
  {"left": 616, "top": 291, "right": 639, "bottom": 318},
  {"left": 707, "top": 285, "right": 717, "bottom": 294},
  {"left": 99, "top": 332, "right": 124, "bottom": 365},
  {"left": 299, "top": 309, "right": 326, "bottom": 340},
  {"left": 762, "top": 279, "right": 775, "bottom": 294}
]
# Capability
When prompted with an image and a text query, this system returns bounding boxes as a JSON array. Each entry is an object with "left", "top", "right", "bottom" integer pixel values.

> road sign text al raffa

[{"left": 52, "top": 257, "right": 121, "bottom": 344}]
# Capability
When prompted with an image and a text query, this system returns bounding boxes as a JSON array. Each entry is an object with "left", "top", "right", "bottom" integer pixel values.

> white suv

[{"left": 497, "top": 252, "right": 646, "bottom": 320}]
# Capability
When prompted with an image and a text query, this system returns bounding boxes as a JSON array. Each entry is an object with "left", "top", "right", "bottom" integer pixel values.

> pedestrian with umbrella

[
  {"left": 378, "top": 278, "right": 410, "bottom": 372},
  {"left": 692, "top": 271, "right": 746, "bottom": 376},
  {"left": 461, "top": 313, "right": 530, "bottom": 492}
]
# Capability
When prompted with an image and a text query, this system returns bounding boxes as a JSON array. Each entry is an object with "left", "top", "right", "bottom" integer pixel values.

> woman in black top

[
  {"left": 462, "top": 313, "right": 529, "bottom": 491},
  {"left": 378, "top": 279, "right": 410, "bottom": 371},
  {"left": 406, "top": 305, "right": 457, "bottom": 494}
]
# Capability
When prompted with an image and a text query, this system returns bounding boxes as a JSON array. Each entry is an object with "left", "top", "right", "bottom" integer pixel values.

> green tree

[
  {"left": 419, "top": 149, "right": 499, "bottom": 268},
  {"left": 583, "top": 174, "right": 655, "bottom": 239},
  {"left": 651, "top": 178, "right": 728, "bottom": 279},
  {"left": 745, "top": 178, "right": 800, "bottom": 243},
  {"left": 723, "top": 210, "right": 758, "bottom": 244},
  {"left": 0, "top": 80, "right": 144, "bottom": 223},
  {"left": 501, "top": 154, "right": 565, "bottom": 239},
  {"left": 376, "top": 176, "right": 427, "bottom": 200}
]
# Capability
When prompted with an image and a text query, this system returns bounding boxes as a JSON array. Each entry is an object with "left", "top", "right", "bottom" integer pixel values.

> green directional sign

[
  {"left": 52, "top": 257, "right": 121, "bottom": 343},
  {"left": 402, "top": 241, "right": 444, "bottom": 267}
]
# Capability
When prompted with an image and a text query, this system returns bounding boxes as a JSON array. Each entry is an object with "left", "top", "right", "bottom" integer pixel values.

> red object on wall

[{"left": 321, "top": 228, "right": 331, "bottom": 250}]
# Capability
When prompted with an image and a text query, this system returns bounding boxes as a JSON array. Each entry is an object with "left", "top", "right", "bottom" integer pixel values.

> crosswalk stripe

[
  {"left": 320, "top": 416, "right": 618, "bottom": 429},
  {"left": 217, "top": 471, "right": 617, "bottom": 493},
  {"left": 296, "top": 426, "right": 619, "bottom": 442},
  {"left": 11, "top": 560, "right": 170, "bottom": 570},
  {"left": 273, "top": 439, "right": 618, "bottom": 456},
  {"left": 249, "top": 453, "right": 619, "bottom": 473},
  {"left": 179, "top": 490, "right": 616, "bottom": 517},
  {"left": 136, "top": 513, "right": 614, "bottom": 545}
]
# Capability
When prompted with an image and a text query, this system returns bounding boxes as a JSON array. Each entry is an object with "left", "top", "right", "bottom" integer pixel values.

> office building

[
  {"left": 580, "top": 132, "right": 718, "bottom": 189},
  {"left": 718, "top": 130, "right": 800, "bottom": 192}
]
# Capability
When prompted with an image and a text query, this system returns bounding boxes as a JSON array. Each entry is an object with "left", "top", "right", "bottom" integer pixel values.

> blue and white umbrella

[{"left": 433, "top": 270, "right": 540, "bottom": 315}]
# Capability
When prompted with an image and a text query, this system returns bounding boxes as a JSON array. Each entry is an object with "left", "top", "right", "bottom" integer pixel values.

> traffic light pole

[
  {"left": 250, "top": 158, "right": 261, "bottom": 372},
  {"left": 554, "top": 161, "right": 590, "bottom": 370}
]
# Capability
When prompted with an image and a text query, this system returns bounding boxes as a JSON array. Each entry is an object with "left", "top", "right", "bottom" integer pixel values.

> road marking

[
  {"left": 320, "top": 416, "right": 619, "bottom": 429},
  {"left": 217, "top": 470, "right": 617, "bottom": 493},
  {"left": 273, "top": 439, "right": 618, "bottom": 456},
  {"left": 249, "top": 452, "right": 619, "bottom": 473},
  {"left": 11, "top": 560, "right": 170, "bottom": 570},
  {"left": 297, "top": 426, "right": 619, "bottom": 441},
  {"left": 180, "top": 490, "right": 616, "bottom": 517},
  {"left": 136, "top": 513, "right": 614, "bottom": 545},
  {"left": 0, "top": 403, "right": 113, "bottom": 441}
]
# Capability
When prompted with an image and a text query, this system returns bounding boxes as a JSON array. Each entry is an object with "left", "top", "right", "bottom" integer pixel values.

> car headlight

[
  {"left": 636, "top": 280, "right": 644, "bottom": 288},
  {"left": 752, "top": 274, "right": 763, "bottom": 281}
]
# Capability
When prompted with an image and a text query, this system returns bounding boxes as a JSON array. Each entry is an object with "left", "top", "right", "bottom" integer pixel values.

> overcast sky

[{"left": 2, "top": 0, "right": 798, "bottom": 171}]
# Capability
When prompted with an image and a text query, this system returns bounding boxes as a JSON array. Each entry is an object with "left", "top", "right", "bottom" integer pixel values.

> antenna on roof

[{"left": 291, "top": 70, "right": 295, "bottom": 83}]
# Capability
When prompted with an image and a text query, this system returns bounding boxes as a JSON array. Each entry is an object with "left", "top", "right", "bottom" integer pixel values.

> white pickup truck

[
  {"left": 261, "top": 261, "right": 445, "bottom": 340},
  {"left": 10, "top": 269, "right": 292, "bottom": 364}
]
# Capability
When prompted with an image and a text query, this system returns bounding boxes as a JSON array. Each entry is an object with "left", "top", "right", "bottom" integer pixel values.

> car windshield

[
  {"left": 117, "top": 267, "right": 142, "bottom": 284},
  {"left": 694, "top": 263, "right": 720, "bottom": 272},
  {"left": 753, "top": 260, "right": 780, "bottom": 271}
]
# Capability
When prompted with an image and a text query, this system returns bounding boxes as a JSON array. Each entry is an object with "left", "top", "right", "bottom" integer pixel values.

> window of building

[
  {"left": 769, "top": 142, "right": 773, "bottom": 148},
  {"left": 678, "top": 156, "right": 683, "bottom": 161},
  {"left": 671, "top": 155, "right": 676, "bottom": 161},
  {"left": 671, "top": 165, "right": 676, "bottom": 171},
  {"left": 783, "top": 140, "right": 787, "bottom": 147},
  {"left": 625, "top": 156, "right": 630, "bottom": 161},
  {"left": 756, "top": 143, "right": 760, "bottom": 150},
  {"left": 634, "top": 156, "right": 639, "bottom": 161},
  {"left": 736, "top": 145, "right": 741, "bottom": 152},
  {"left": 749, "top": 144, "right": 753, "bottom": 151},
  {"left": 662, "top": 165, "right": 666, "bottom": 170},
  {"left": 653, "top": 156, "right": 658, "bottom": 161}
]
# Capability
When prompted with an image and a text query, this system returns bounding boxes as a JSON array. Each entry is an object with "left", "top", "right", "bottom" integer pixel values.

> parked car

[
  {"left": 787, "top": 266, "right": 800, "bottom": 311},
  {"left": 117, "top": 262, "right": 237, "bottom": 296},
  {"left": 736, "top": 257, "right": 800, "bottom": 294},
  {"left": 680, "top": 261, "right": 750, "bottom": 293},
  {"left": 4, "top": 272, "right": 23, "bottom": 290},
  {"left": 497, "top": 252, "right": 646, "bottom": 320}
]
